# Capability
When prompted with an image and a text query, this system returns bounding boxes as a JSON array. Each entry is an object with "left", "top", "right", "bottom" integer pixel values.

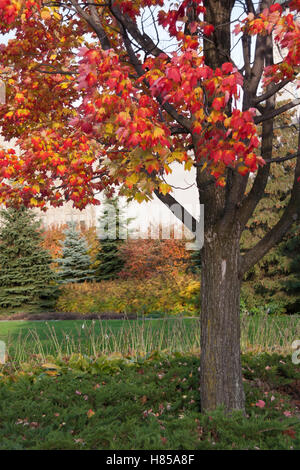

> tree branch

[
  {"left": 265, "top": 152, "right": 300, "bottom": 164},
  {"left": 253, "top": 78, "right": 293, "bottom": 105},
  {"left": 238, "top": 31, "right": 275, "bottom": 230},
  {"left": 247, "top": 0, "right": 272, "bottom": 96},
  {"left": 109, "top": 1, "right": 167, "bottom": 58},
  {"left": 110, "top": 6, "right": 191, "bottom": 132},
  {"left": 254, "top": 99, "right": 300, "bottom": 124},
  {"left": 154, "top": 189, "right": 200, "bottom": 234},
  {"left": 69, "top": 0, "right": 111, "bottom": 50}
]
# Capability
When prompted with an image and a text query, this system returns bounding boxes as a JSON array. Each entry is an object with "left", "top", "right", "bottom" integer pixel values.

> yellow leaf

[
  {"left": 170, "top": 151, "right": 185, "bottom": 162},
  {"left": 200, "top": 161, "right": 208, "bottom": 172},
  {"left": 153, "top": 127, "right": 165, "bottom": 138},
  {"left": 134, "top": 192, "right": 147, "bottom": 203},
  {"left": 52, "top": 11, "right": 62, "bottom": 20},
  {"left": 45, "top": 370, "right": 60, "bottom": 376},
  {"left": 184, "top": 160, "right": 193, "bottom": 171},
  {"left": 126, "top": 173, "right": 139, "bottom": 187},
  {"left": 41, "top": 363, "right": 61, "bottom": 370},
  {"left": 30, "top": 197, "right": 38, "bottom": 206},
  {"left": 105, "top": 123, "right": 114, "bottom": 136},
  {"left": 41, "top": 9, "right": 51, "bottom": 21},
  {"left": 159, "top": 182, "right": 171, "bottom": 195}
]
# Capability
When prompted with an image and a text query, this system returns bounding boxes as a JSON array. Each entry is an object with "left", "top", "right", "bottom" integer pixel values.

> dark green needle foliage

[
  {"left": 241, "top": 108, "right": 300, "bottom": 314},
  {"left": 95, "top": 197, "right": 130, "bottom": 281},
  {"left": 57, "top": 222, "right": 94, "bottom": 284},
  {"left": 0, "top": 207, "right": 59, "bottom": 313},
  {"left": 281, "top": 227, "right": 300, "bottom": 314}
]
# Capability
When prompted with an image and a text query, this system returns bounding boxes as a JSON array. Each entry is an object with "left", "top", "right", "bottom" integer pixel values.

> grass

[
  {"left": 0, "top": 318, "right": 200, "bottom": 363},
  {"left": 0, "top": 314, "right": 299, "bottom": 364},
  {"left": 0, "top": 315, "right": 299, "bottom": 450},
  {"left": 0, "top": 353, "right": 299, "bottom": 450}
]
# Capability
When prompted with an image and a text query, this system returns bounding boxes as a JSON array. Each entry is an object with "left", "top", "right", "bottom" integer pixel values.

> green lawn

[
  {"left": 0, "top": 318, "right": 201, "bottom": 361},
  {"left": 0, "top": 315, "right": 299, "bottom": 362}
]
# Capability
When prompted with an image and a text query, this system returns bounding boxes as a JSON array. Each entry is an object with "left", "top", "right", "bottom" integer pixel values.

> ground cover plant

[{"left": 0, "top": 353, "right": 299, "bottom": 450}]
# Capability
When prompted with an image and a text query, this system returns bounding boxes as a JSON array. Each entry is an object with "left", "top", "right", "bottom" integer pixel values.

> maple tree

[{"left": 0, "top": 0, "right": 299, "bottom": 412}]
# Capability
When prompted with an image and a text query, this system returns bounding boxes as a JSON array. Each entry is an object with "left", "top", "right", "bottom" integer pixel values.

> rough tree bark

[
  {"left": 200, "top": 227, "right": 245, "bottom": 411},
  {"left": 195, "top": 0, "right": 246, "bottom": 412}
]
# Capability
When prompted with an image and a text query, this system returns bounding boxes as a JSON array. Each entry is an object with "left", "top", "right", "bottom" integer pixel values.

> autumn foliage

[
  {"left": 0, "top": 0, "right": 299, "bottom": 207},
  {"left": 119, "top": 237, "right": 190, "bottom": 279},
  {"left": 41, "top": 223, "right": 98, "bottom": 267}
]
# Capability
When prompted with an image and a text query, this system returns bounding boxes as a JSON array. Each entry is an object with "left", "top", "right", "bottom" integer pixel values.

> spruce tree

[
  {"left": 57, "top": 222, "right": 94, "bottom": 283},
  {"left": 94, "top": 197, "right": 128, "bottom": 281},
  {"left": 0, "top": 207, "right": 59, "bottom": 313}
]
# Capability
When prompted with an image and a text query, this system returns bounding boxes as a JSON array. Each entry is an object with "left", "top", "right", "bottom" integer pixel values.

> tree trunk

[{"left": 200, "top": 228, "right": 245, "bottom": 412}]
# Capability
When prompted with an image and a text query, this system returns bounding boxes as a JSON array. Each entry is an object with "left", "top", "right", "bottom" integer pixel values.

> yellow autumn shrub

[{"left": 56, "top": 274, "right": 200, "bottom": 316}]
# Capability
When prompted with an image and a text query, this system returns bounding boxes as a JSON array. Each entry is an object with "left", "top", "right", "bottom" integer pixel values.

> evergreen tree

[
  {"left": 57, "top": 222, "right": 94, "bottom": 283},
  {"left": 95, "top": 197, "right": 128, "bottom": 281},
  {"left": 281, "top": 226, "right": 300, "bottom": 313},
  {"left": 187, "top": 249, "right": 202, "bottom": 275},
  {"left": 240, "top": 107, "right": 300, "bottom": 313},
  {"left": 0, "top": 207, "right": 59, "bottom": 313}
]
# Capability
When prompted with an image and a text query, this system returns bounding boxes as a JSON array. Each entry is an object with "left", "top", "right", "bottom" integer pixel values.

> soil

[{"left": 0, "top": 312, "right": 138, "bottom": 321}]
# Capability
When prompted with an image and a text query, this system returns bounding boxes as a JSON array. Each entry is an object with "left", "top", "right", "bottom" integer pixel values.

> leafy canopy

[{"left": 0, "top": 0, "right": 299, "bottom": 209}]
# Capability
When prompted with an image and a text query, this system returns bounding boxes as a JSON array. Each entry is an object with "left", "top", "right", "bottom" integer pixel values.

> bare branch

[
  {"left": 265, "top": 152, "right": 300, "bottom": 164},
  {"left": 245, "top": 0, "right": 255, "bottom": 14},
  {"left": 109, "top": 1, "right": 167, "bottom": 58},
  {"left": 253, "top": 78, "right": 293, "bottom": 105},
  {"left": 154, "top": 189, "right": 199, "bottom": 234},
  {"left": 254, "top": 98, "right": 300, "bottom": 124},
  {"left": 170, "top": 126, "right": 191, "bottom": 135}
]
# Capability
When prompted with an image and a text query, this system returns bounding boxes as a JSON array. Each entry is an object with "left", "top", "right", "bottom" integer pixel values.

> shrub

[
  {"left": 56, "top": 274, "right": 201, "bottom": 316},
  {"left": 119, "top": 237, "right": 191, "bottom": 280}
]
